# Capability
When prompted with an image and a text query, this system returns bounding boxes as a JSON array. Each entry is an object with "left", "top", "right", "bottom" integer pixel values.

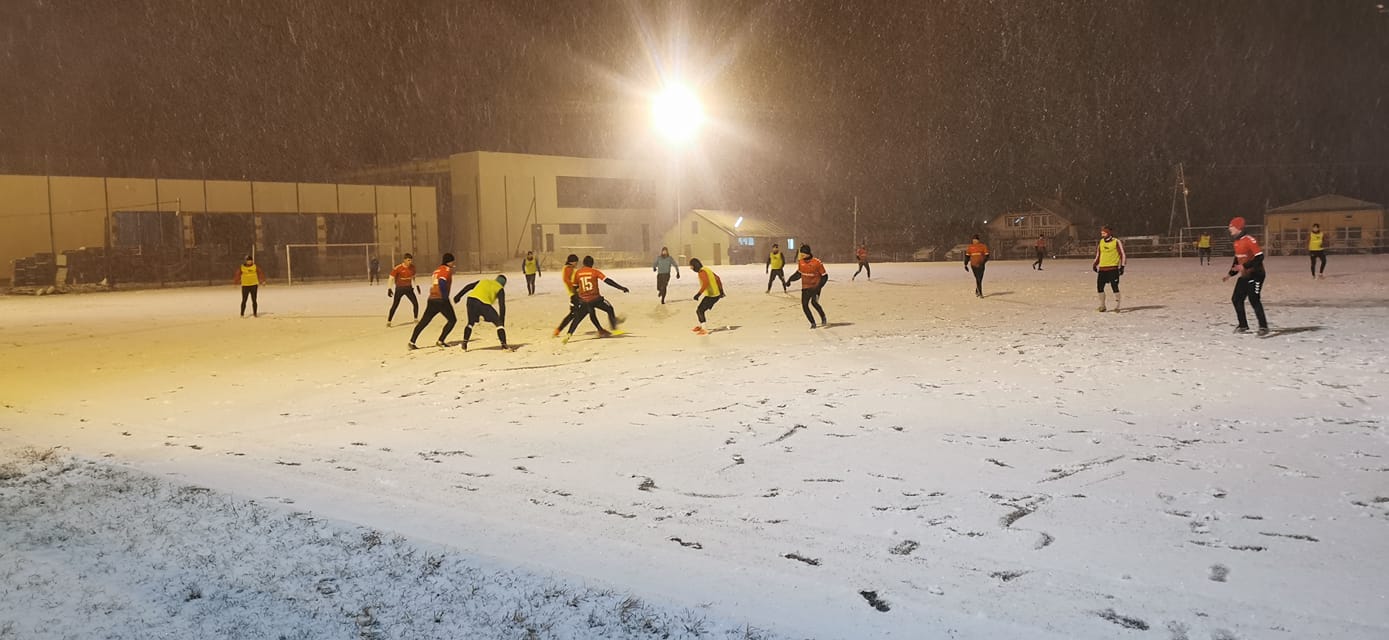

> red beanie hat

[{"left": 1229, "top": 216, "right": 1246, "bottom": 230}]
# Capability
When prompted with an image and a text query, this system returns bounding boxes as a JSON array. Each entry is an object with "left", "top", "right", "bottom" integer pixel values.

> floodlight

[{"left": 652, "top": 83, "right": 704, "bottom": 143}]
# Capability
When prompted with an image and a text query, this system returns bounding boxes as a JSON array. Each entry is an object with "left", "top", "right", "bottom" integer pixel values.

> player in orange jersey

[
  {"left": 386, "top": 253, "right": 419, "bottom": 326},
  {"left": 964, "top": 234, "right": 990, "bottom": 298},
  {"left": 852, "top": 243, "right": 870, "bottom": 280},
  {"left": 562, "top": 255, "right": 629, "bottom": 342},
  {"left": 408, "top": 253, "right": 458, "bottom": 349},
  {"left": 1222, "top": 217, "right": 1269, "bottom": 335},
  {"left": 786, "top": 244, "right": 829, "bottom": 328},
  {"left": 553, "top": 253, "right": 606, "bottom": 337}
]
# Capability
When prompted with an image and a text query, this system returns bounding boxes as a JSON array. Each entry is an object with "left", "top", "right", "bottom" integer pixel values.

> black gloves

[
  {"left": 416, "top": 285, "right": 421, "bottom": 294},
  {"left": 1119, "top": 266, "right": 1125, "bottom": 276},
  {"left": 387, "top": 288, "right": 393, "bottom": 298},
  {"left": 1092, "top": 265, "right": 1098, "bottom": 272},
  {"left": 675, "top": 273, "right": 680, "bottom": 279},
  {"left": 693, "top": 293, "right": 700, "bottom": 300}
]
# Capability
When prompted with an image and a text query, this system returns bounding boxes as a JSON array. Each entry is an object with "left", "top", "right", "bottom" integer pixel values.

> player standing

[
  {"left": 386, "top": 253, "right": 419, "bottom": 327},
  {"left": 1092, "top": 226, "right": 1126, "bottom": 312},
  {"left": 235, "top": 255, "right": 266, "bottom": 317},
  {"left": 689, "top": 258, "right": 725, "bottom": 335},
  {"left": 408, "top": 253, "right": 458, "bottom": 349},
  {"left": 964, "top": 235, "right": 989, "bottom": 298},
  {"left": 786, "top": 244, "right": 828, "bottom": 328},
  {"left": 1222, "top": 217, "right": 1269, "bottom": 335}
]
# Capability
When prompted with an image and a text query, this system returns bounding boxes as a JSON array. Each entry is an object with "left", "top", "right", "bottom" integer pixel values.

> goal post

[{"left": 283, "top": 242, "right": 395, "bottom": 286}]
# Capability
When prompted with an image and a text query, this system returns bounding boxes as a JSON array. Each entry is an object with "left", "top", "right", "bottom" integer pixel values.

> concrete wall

[
  {"left": 0, "top": 174, "right": 438, "bottom": 285},
  {"left": 448, "top": 151, "right": 663, "bottom": 271}
]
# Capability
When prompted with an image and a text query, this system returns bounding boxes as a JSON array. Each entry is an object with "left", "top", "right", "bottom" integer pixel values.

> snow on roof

[
  {"left": 690, "top": 209, "right": 793, "bottom": 238},
  {"left": 1266, "top": 194, "right": 1384, "bottom": 214}
]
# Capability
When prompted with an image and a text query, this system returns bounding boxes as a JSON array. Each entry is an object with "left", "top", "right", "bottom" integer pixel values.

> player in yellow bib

[
  {"left": 453, "top": 274, "right": 509, "bottom": 351},
  {"left": 1308, "top": 224, "right": 1327, "bottom": 279}
]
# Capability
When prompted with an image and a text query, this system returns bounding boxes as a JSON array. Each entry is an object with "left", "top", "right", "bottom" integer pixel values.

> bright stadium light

[{"left": 652, "top": 83, "right": 704, "bottom": 144}]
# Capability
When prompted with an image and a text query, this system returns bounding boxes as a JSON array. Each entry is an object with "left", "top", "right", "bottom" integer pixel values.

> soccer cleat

[
  {"left": 1234, "top": 326, "right": 1250, "bottom": 334},
  {"left": 407, "top": 342, "right": 418, "bottom": 350},
  {"left": 435, "top": 340, "right": 447, "bottom": 348},
  {"left": 1257, "top": 327, "right": 1270, "bottom": 336},
  {"left": 693, "top": 327, "right": 709, "bottom": 335},
  {"left": 461, "top": 340, "right": 468, "bottom": 351},
  {"left": 598, "top": 329, "right": 612, "bottom": 338},
  {"left": 691, "top": 325, "right": 703, "bottom": 333},
  {"left": 1096, "top": 306, "right": 1107, "bottom": 312},
  {"left": 552, "top": 328, "right": 561, "bottom": 337},
  {"left": 561, "top": 334, "right": 571, "bottom": 344},
  {"left": 386, "top": 321, "right": 391, "bottom": 327}
]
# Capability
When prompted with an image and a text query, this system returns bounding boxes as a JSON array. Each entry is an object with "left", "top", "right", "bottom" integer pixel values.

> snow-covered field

[{"left": 2, "top": 255, "right": 1387, "bottom": 639}]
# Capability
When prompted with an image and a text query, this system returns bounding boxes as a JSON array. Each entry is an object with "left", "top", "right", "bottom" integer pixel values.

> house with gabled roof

[
  {"left": 1264, "top": 194, "right": 1385, "bottom": 254},
  {"left": 663, "top": 209, "right": 798, "bottom": 266}
]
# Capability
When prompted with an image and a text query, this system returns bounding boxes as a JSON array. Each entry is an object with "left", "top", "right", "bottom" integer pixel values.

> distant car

[
  {"left": 911, "top": 246, "right": 937, "bottom": 261},
  {"left": 943, "top": 243, "right": 971, "bottom": 261}
]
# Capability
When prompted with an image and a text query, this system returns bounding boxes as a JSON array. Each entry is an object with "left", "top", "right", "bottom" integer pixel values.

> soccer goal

[
  {"left": 1177, "top": 225, "right": 1260, "bottom": 259},
  {"left": 284, "top": 242, "right": 395, "bottom": 286}
]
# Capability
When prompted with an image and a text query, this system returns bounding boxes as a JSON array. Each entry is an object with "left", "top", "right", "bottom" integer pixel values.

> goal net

[
  {"left": 284, "top": 243, "right": 395, "bottom": 286},
  {"left": 1177, "top": 225, "right": 1261, "bottom": 259}
]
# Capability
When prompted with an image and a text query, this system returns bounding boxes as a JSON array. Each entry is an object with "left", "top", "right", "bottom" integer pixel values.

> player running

[
  {"left": 689, "top": 258, "right": 725, "bottom": 335},
  {"left": 964, "top": 235, "right": 989, "bottom": 298},
  {"left": 1032, "top": 234, "right": 1046, "bottom": 270},
  {"left": 562, "top": 256, "right": 630, "bottom": 343},
  {"left": 408, "top": 253, "right": 458, "bottom": 349},
  {"left": 1222, "top": 217, "right": 1269, "bottom": 335},
  {"left": 235, "top": 254, "right": 266, "bottom": 317},
  {"left": 652, "top": 246, "right": 680, "bottom": 304},
  {"left": 1092, "top": 226, "right": 1126, "bottom": 312},
  {"left": 453, "top": 274, "right": 510, "bottom": 350},
  {"left": 386, "top": 253, "right": 419, "bottom": 326},
  {"left": 852, "top": 243, "right": 871, "bottom": 280},
  {"left": 786, "top": 244, "right": 828, "bottom": 328}
]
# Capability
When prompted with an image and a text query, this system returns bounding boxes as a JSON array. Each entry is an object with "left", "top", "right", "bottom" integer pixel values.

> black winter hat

[
  {"left": 799, "top": 244, "right": 812, "bottom": 257},
  {"left": 442, "top": 252, "right": 455, "bottom": 263},
  {"left": 689, "top": 258, "right": 703, "bottom": 271}
]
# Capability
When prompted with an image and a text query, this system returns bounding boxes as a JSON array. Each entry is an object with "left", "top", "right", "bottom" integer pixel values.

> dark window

[
  {"left": 191, "top": 213, "right": 256, "bottom": 256},
  {"left": 262, "top": 214, "right": 317, "bottom": 248},
  {"left": 690, "top": 220, "right": 699, "bottom": 234},
  {"left": 559, "top": 223, "right": 581, "bottom": 235},
  {"left": 585, "top": 224, "right": 607, "bottom": 235},
  {"left": 114, "top": 211, "right": 180, "bottom": 249},
  {"left": 556, "top": 176, "right": 656, "bottom": 209},
  {"left": 324, "top": 214, "right": 374, "bottom": 244}
]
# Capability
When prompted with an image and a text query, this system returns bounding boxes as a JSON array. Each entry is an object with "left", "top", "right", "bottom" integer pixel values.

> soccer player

[
  {"left": 1032, "top": 234, "right": 1046, "bottom": 270},
  {"left": 1308, "top": 223, "right": 1327, "bottom": 279},
  {"left": 563, "top": 256, "right": 630, "bottom": 342},
  {"left": 554, "top": 254, "right": 605, "bottom": 337},
  {"left": 408, "top": 253, "right": 458, "bottom": 349},
  {"left": 521, "top": 250, "right": 541, "bottom": 295},
  {"left": 964, "top": 234, "right": 990, "bottom": 298},
  {"left": 765, "top": 244, "right": 788, "bottom": 293},
  {"left": 787, "top": 244, "right": 828, "bottom": 328},
  {"left": 1222, "top": 217, "right": 1269, "bottom": 335},
  {"left": 689, "top": 258, "right": 725, "bottom": 335},
  {"left": 1092, "top": 226, "right": 1126, "bottom": 312},
  {"left": 453, "top": 274, "right": 509, "bottom": 350},
  {"left": 386, "top": 253, "right": 419, "bottom": 327},
  {"left": 234, "top": 255, "right": 266, "bottom": 317},
  {"left": 1197, "top": 232, "right": 1212, "bottom": 266},
  {"left": 369, "top": 255, "right": 380, "bottom": 285},
  {"left": 852, "top": 243, "right": 871, "bottom": 280},
  {"left": 652, "top": 246, "right": 680, "bottom": 304}
]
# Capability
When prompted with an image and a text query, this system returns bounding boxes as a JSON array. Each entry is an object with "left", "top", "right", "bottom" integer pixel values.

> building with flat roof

[{"left": 1264, "top": 194, "right": 1385, "bottom": 255}]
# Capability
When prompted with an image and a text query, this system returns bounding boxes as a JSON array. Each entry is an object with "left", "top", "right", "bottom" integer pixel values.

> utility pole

[
  {"left": 1168, "top": 162, "right": 1191, "bottom": 236},
  {"left": 852, "top": 196, "right": 858, "bottom": 254}
]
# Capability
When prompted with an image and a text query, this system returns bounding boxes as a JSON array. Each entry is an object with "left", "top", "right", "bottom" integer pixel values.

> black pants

[
  {"left": 853, "top": 261, "right": 870, "bottom": 279},
  {"left": 1033, "top": 249, "right": 1045, "bottom": 269},
  {"left": 1096, "top": 269, "right": 1120, "bottom": 293},
  {"left": 1310, "top": 251, "right": 1326, "bottom": 276},
  {"left": 567, "top": 297, "right": 616, "bottom": 334},
  {"left": 767, "top": 268, "right": 786, "bottom": 291},
  {"left": 462, "top": 297, "right": 506, "bottom": 346},
  {"left": 410, "top": 299, "right": 457, "bottom": 344},
  {"left": 388, "top": 286, "right": 418, "bottom": 321},
  {"left": 240, "top": 285, "right": 258, "bottom": 316},
  {"left": 656, "top": 273, "right": 672, "bottom": 302},
  {"left": 525, "top": 273, "right": 537, "bottom": 295},
  {"left": 556, "top": 294, "right": 603, "bottom": 332},
  {"left": 971, "top": 265, "right": 986, "bottom": 295},
  {"left": 1198, "top": 247, "right": 1211, "bottom": 265},
  {"left": 1232, "top": 272, "right": 1268, "bottom": 329},
  {"left": 696, "top": 295, "right": 722, "bottom": 323},
  {"left": 800, "top": 287, "right": 826, "bottom": 327}
]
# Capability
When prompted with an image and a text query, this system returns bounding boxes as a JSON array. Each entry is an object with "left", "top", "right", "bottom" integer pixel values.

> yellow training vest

[
  {"left": 1198, "top": 234, "right": 1211, "bottom": 248},
  {"left": 1097, "top": 238, "right": 1122, "bottom": 268},
  {"left": 467, "top": 279, "right": 504, "bottom": 304},
  {"left": 700, "top": 268, "right": 723, "bottom": 297},
  {"left": 1308, "top": 232, "right": 1323, "bottom": 251},
  {"left": 523, "top": 257, "right": 538, "bottom": 275},
  {"left": 239, "top": 264, "right": 260, "bottom": 286},
  {"left": 769, "top": 252, "right": 785, "bottom": 270}
]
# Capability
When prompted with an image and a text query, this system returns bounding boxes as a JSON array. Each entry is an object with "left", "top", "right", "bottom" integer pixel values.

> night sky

[{"left": 2, "top": 1, "right": 1387, "bottom": 244}]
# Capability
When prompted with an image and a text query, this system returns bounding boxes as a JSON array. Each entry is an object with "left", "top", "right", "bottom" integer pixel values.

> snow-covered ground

[{"left": 2, "top": 255, "right": 1387, "bottom": 639}]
